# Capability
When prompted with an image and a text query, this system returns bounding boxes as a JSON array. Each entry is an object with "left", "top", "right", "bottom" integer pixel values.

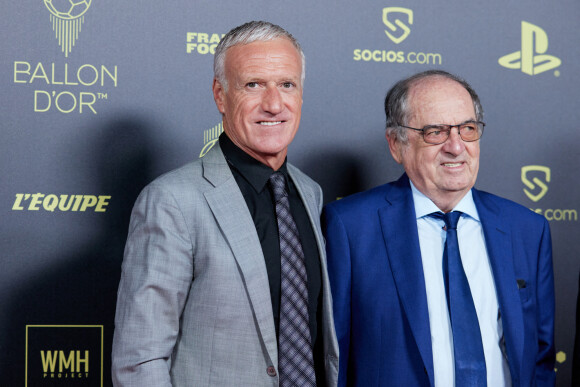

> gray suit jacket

[{"left": 112, "top": 143, "right": 339, "bottom": 386}]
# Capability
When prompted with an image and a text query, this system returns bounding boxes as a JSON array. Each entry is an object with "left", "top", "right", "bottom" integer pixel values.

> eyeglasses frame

[{"left": 399, "top": 120, "right": 485, "bottom": 145}]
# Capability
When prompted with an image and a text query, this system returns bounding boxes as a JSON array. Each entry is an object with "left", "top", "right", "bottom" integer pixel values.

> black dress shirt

[{"left": 219, "top": 133, "right": 326, "bottom": 385}]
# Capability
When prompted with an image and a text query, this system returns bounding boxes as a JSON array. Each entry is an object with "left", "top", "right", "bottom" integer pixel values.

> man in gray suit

[{"left": 112, "top": 21, "right": 339, "bottom": 386}]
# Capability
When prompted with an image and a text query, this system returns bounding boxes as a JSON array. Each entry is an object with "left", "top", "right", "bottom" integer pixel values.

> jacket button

[{"left": 267, "top": 366, "right": 277, "bottom": 377}]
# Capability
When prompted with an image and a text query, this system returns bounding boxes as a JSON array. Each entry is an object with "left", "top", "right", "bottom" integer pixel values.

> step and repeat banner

[{"left": 1, "top": 1, "right": 578, "bottom": 385}]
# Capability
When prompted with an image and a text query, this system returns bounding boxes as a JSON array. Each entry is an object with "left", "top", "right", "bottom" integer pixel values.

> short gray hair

[
  {"left": 384, "top": 70, "right": 484, "bottom": 143},
  {"left": 213, "top": 21, "right": 305, "bottom": 90}
]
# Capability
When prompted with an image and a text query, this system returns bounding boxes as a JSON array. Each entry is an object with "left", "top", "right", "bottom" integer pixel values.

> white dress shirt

[{"left": 410, "top": 182, "right": 511, "bottom": 387}]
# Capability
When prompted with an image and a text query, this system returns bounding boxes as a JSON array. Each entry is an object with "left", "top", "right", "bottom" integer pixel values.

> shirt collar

[
  {"left": 409, "top": 180, "right": 479, "bottom": 221},
  {"left": 219, "top": 132, "right": 288, "bottom": 193}
]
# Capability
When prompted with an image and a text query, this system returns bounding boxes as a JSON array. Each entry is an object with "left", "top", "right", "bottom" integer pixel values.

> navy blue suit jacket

[{"left": 323, "top": 175, "right": 555, "bottom": 386}]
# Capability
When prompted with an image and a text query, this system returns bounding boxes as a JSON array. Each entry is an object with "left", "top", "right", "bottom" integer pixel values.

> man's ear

[
  {"left": 386, "top": 131, "right": 403, "bottom": 165},
  {"left": 212, "top": 78, "right": 226, "bottom": 114}
]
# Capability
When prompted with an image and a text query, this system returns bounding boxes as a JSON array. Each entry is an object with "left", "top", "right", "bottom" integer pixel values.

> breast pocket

[{"left": 517, "top": 278, "right": 530, "bottom": 303}]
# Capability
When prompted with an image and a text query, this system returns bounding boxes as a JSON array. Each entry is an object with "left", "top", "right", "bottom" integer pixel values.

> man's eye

[
  {"left": 282, "top": 82, "right": 294, "bottom": 88},
  {"left": 426, "top": 127, "right": 445, "bottom": 136},
  {"left": 246, "top": 82, "right": 258, "bottom": 88}
]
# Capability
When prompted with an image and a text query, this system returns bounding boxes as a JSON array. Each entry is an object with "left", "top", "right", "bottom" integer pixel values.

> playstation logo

[{"left": 499, "top": 21, "right": 561, "bottom": 75}]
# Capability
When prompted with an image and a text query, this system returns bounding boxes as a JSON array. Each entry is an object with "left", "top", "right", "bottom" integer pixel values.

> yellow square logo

[{"left": 25, "top": 325, "right": 103, "bottom": 386}]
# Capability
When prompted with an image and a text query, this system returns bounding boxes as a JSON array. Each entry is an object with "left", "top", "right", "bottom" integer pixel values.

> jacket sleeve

[{"left": 111, "top": 182, "right": 193, "bottom": 387}]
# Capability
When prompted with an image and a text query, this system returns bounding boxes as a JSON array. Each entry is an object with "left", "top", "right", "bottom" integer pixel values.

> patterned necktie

[
  {"left": 430, "top": 211, "right": 487, "bottom": 386},
  {"left": 269, "top": 172, "right": 316, "bottom": 387}
]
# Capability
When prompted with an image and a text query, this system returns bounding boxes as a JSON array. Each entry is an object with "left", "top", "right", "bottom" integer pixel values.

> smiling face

[
  {"left": 212, "top": 38, "right": 303, "bottom": 170},
  {"left": 387, "top": 76, "right": 480, "bottom": 212}
]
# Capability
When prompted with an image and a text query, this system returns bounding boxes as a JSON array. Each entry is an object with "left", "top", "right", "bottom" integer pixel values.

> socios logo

[
  {"left": 383, "top": 7, "right": 413, "bottom": 44},
  {"left": 523, "top": 165, "right": 578, "bottom": 222},
  {"left": 43, "top": 0, "right": 93, "bottom": 57},
  {"left": 521, "top": 165, "right": 550, "bottom": 202},
  {"left": 199, "top": 122, "right": 224, "bottom": 157},
  {"left": 353, "top": 8, "right": 441, "bottom": 65},
  {"left": 499, "top": 21, "right": 561, "bottom": 76}
]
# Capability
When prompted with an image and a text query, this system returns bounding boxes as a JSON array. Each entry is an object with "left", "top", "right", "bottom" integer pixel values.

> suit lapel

[
  {"left": 473, "top": 189, "right": 523, "bottom": 381},
  {"left": 288, "top": 166, "right": 320, "bottom": 246},
  {"left": 378, "top": 176, "right": 435, "bottom": 385},
  {"left": 201, "top": 144, "right": 278, "bottom": 366}
]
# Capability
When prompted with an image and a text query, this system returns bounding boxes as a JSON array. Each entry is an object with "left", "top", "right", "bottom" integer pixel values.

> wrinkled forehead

[
  {"left": 407, "top": 77, "right": 475, "bottom": 123},
  {"left": 225, "top": 37, "right": 304, "bottom": 69}
]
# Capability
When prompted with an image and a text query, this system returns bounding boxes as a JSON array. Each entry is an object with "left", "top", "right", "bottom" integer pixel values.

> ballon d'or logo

[{"left": 43, "top": 0, "right": 92, "bottom": 57}]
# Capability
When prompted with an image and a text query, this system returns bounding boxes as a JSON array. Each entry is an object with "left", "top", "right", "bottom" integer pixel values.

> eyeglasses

[{"left": 400, "top": 121, "right": 485, "bottom": 145}]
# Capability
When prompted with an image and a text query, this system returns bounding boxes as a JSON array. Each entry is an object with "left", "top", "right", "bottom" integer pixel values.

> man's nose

[
  {"left": 261, "top": 85, "right": 283, "bottom": 114},
  {"left": 442, "top": 126, "right": 465, "bottom": 154}
]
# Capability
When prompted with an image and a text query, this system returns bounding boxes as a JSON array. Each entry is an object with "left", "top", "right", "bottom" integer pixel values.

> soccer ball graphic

[{"left": 43, "top": 0, "right": 92, "bottom": 20}]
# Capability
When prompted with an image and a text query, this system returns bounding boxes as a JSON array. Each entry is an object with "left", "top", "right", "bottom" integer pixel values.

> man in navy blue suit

[{"left": 324, "top": 70, "right": 555, "bottom": 386}]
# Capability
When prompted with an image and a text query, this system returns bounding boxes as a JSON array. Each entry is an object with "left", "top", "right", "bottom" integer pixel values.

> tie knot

[
  {"left": 429, "top": 211, "right": 462, "bottom": 230},
  {"left": 269, "top": 172, "right": 287, "bottom": 201}
]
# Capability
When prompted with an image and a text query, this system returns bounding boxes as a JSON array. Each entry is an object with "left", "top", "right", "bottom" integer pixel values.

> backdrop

[{"left": 2, "top": 1, "right": 578, "bottom": 385}]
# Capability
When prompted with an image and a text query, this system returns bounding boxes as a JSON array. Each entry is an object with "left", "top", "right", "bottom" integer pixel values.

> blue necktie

[
  {"left": 270, "top": 172, "right": 316, "bottom": 387},
  {"left": 430, "top": 211, "right": 487, "bottom": 386}
]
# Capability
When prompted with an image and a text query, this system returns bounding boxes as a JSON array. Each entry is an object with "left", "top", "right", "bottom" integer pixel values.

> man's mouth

[
  {"left": 258, "top": 121, "right": 283, "bottom": 126},
  {"left": 442, "top": 162, "right": 462, "bottom": 167}
]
